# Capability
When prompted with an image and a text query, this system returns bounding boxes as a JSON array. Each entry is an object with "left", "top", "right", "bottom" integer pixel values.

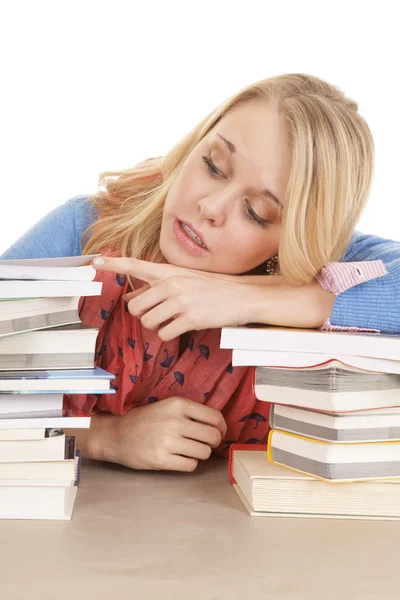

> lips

[{"left": 179, "top": 220, "right": 208, "bottom": 249}]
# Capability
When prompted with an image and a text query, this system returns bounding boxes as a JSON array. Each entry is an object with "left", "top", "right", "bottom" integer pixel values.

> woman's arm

[{"left": 0, "top": 196, "right": 94, "bottom": 259}]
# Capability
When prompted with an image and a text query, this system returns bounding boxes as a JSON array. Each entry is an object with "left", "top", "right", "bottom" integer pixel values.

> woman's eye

[
  {"left": 246, "top": 201, "right": 270, "bottom": 229},
  {"left": 202, "top": 155, "right": 223, "bottom": 177}
]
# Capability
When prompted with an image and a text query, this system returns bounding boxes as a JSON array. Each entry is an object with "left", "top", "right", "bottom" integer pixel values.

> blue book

[{"left": 0, "top": 367, "right": 115, "bottom": 393}]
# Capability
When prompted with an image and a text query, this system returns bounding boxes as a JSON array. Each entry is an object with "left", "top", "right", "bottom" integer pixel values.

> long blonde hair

[{"left": 82, "top": 73, "right": 374, "bottom": 284}]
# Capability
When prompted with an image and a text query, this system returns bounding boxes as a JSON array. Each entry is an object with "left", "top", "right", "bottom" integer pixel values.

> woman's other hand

[{"left": 91, "top": 396, "right": 227, "bottom": 472}]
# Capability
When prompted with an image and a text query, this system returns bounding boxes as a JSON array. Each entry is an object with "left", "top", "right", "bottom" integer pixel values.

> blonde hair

[{"left": 83, "top": 73, "right": 374, "bottom": 284}]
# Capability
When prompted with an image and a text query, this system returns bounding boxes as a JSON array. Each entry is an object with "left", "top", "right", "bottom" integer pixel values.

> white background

[{"left": 0, "top": 0, "right": 399, "bottom": 253}]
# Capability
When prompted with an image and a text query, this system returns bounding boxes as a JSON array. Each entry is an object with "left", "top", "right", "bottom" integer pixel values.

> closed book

[
  {"left": 232, "top": 349, "right": 400, "bottom": 375},
  {"left": 0, "top": 255, "right": 97, "bottom": 281},
  {"left": 0, "top": 443, "right": 77, "bottom": 481},
  {"left": 254, "top": 361, "right": 400, "bottom": 412},
  {"left": 0, "top": 393, "right": 63, "bottom": 418},
  {"left": 0, "top": 429, "right": 45, "bottom": 441},
  {"left": 0, "top": 484, "right": 78, "bottom": 520},
  {"left": 0, "top": 279, "right": 102, "bottom": 299},
  {"left": 229, "top": 444, "right": 400, "bottom": 520},
  {"left": 270, "top": 404, "right": 400, "bottom": 443},
  {"left": 268, "top": 429, "right": 400, "bottom": 482},
  {"left": 221, "top": 325, "right": 400, "bottom": 362},
  {"left": 0, "top": 366, "right": 115, "bottom": 392},
  {"left": 0, "top": 296, "right": 81, "bottom": 338},
  {"left": 0, "top": 429, "right": 74, "bottom": 463},
  {"left": 0, "top": 415, "right": 91, "bottom": 430},
  {"left": 0, "top": 323, "right": 98, "bottom": 370},
  {"left": 0, "top": 449, "right": 80, "bottom": 520}
]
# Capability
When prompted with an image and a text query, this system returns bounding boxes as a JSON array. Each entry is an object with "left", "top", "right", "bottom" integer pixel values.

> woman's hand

[
  {"left": 90, "top": 396, "right": 227, "bottom": 472},
  {"left": 93, "top": 256, "right": 263, "bottom": 340},
  {"left": 92, "top": 256, "right": 335, "bottom": 335}
]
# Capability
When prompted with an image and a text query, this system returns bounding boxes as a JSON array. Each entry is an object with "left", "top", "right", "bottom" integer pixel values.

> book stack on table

[
  {"left": 0, "top": 255, "right": 115, "bottom": 520},
  {"left": 221, "top": 325, "right": 400, "bottom": 520}
]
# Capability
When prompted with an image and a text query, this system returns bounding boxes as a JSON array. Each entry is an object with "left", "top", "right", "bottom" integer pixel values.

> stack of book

[
  {"left": 221, "top": 325, "right": 400, "bottom": 520},
  {"left": 0, "top": 255, "right": 115, "bottom": 520}
]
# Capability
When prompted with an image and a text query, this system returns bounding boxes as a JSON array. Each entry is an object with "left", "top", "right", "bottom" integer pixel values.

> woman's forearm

[
  {"left": 64, "top": 412, "right": 122, "bottom": 463},
  {"left": 249, "top": 278, "right": 336, "bottom": 328}
]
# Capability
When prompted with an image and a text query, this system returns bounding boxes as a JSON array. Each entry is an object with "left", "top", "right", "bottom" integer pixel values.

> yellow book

[{"left": 268, "top": 429, "right": 400, "bottom": 482}]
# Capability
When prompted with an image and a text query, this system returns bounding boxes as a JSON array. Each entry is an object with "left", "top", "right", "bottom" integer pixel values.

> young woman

[{"left": 2, "top": 74, "right": 399, "bottom": 472}]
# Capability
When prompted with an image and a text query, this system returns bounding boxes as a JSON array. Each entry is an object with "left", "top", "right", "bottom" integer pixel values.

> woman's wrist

[
  {"left": 248, "top": 278, "right": 336, "bottom": 329},
  {"left": 65, "top": 412, "right": 122, "bottom": 464}
]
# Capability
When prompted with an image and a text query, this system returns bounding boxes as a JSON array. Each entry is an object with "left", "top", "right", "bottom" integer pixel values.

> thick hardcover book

[{"left": 229, "top": 444, "right": 400, "bottom": 520}]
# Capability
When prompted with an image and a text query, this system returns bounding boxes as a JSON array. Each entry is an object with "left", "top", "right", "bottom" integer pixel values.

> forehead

[{"left": 211, "top": 100, "right": 292, "bottom": 201}]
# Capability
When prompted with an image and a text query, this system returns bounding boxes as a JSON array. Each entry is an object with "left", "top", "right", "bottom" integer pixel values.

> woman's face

[{"left": 159, "top": 99, "right": 292, "bottom": 274}]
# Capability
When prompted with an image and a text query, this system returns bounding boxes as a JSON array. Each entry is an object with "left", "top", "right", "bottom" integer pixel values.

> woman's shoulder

[
  {"left": 0, "top": 195, "right": 98, "bottom": 260},
  {"left": 343, "top": 230, "right": 400, "bottom": 263}
]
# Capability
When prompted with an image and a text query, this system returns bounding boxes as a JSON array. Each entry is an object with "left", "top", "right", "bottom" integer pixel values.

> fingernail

[
  {"left": 123, "top": 294, "right": 129, "bottom": 301},
  {"left": 92, "top": 256, "right": 105, "bottom": 267}
]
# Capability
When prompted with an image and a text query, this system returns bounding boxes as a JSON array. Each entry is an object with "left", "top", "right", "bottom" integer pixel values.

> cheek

[
  {"left": 166, "top": 157, "right": 209, "bottom": 210},
  {"left": 221, "top": 225, "right": 280, "bottom": 269}
]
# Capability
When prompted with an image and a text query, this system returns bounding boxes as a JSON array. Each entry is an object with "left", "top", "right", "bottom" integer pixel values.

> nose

[{"left": 197, "top": 188, "right": 233, "bottom": 226}]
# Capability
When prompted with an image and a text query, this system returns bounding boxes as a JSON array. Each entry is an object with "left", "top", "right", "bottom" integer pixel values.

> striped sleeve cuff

[{"left": 315, "top": 260, "right": 388, "bottom": 333}]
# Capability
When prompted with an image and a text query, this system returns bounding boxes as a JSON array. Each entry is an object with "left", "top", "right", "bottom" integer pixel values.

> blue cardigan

[{"left": 1, "top": 196, "right": 400, "bottom": 333}]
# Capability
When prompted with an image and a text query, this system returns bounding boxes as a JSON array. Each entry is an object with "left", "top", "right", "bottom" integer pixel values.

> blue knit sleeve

[
  {"left": 330, "top": 231, "right": 400, "bottom": 333},
  {"left": 0, "top": 196, "right": 96, "bottom": 260}
]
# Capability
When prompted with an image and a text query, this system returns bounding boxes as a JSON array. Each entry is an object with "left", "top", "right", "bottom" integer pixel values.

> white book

[
  {"left": 0, "top": 429, "right": 46, "bottom": 441},
  {"left": 0, "top": 485, "right": 77, "bottom": 519},
  {"left": 0, "top": 324, "right": 98, "bottom": 355},
  {"left": 0, "top": 416, "right": 90, "bottom": 430},
  {"left": 0, "top": 254, "right": 99, "bottom": 280},
  {"left": 221, "top": 326, "right": 400, "bottom": 362},
  {"left": 231, "top": 448, "right": 400, "bottom": 519},
  {"left": 0, "top": 393, "right": 63, "bottom": 417},
  {"left": 0, "top": 279, "right": 102, "bottom": 299},
  {"left": 270, "top": 404, "right": 400, "bottom": 443},
  {"left": 232, "top": 348, "right": 400, "bottom": 375},
  {"left": 0, "top": 430, "right": 69, "bottom": 463}
]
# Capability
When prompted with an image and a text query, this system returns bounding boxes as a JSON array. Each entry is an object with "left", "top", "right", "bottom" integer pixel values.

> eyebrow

[{"left": 216, "top": 133, "right": 283, "bottom": 209}]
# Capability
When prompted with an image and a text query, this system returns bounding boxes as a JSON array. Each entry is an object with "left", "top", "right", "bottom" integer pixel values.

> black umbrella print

[
  {"left": 222, "top": 440, "right": 236, "bottom": 451},
  {"left": 110, "top": 373, "right": 119, "bottom": 391},
  {"left": 160, "top": 348, "right": 174, "bottom": 368},
  {"left": 118, "top": 346, "right": 123, "bottom": 358},
  {"left": 100, "top": 300, "right": 115, "bottom": 320},
  {"left": 148, "top": 396, "right": 159, "bottom": 403},
  {"left": 168, "top": 371, "right": 185, "bottom": 390},
  {"left": 116, "top": 273, "right": 126, "bottom": 286},
  {"left": 129, "top": 365, "right": 139, "bottom": 384},
  {"left": 143, "top": 342, "right": 153, "bottom": 361},
  {"left": 194, "top": 344, "right": 210, "bottom": 365},
  {"left": 226, "top": 362, "right": 233, "bottom": 374},
  {"left": 245, "top": 438, "right": 260, "bottom": 444},
  {"left": 95, "top": 344, "right": 106, "bottom": 360},
  {"left": 239, "top": 412, "right": 267, "bottom": 430},
  {"left": 127, "top": 337, "right": 136, "bottom": 349}
]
